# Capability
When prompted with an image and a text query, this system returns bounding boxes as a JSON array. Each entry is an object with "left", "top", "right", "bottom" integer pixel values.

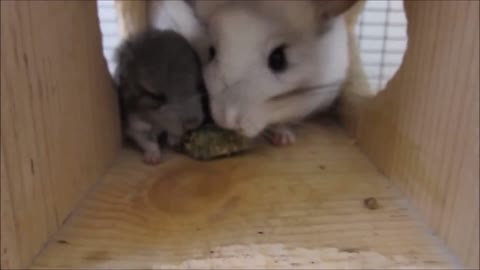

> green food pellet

[{"left": 182, "top": 125, "right": 252, "bottom": 161}]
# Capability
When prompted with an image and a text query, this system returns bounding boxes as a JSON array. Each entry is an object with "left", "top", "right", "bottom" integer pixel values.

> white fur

[{"left": 195, "top": 1, "right": 351, "bottom": 137}]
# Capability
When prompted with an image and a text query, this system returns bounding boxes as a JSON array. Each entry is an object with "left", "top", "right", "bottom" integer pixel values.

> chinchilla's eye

[
  {"left": 268, "top": 44, "right": 288, "bottom": 73},
  {"left": 139, "top": 85, "right": 167, "bottom": 105},
  {"left": 208, "top": 46, "right": 216, "bottom": 62}
]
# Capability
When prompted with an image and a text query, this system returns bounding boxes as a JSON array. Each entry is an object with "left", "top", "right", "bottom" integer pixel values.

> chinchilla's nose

[{"left": 210, "top": 101, "right": 241, "bottom": 131}]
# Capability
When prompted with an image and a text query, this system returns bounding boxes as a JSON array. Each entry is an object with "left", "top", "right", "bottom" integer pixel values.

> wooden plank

[
  {"left": 0, "top": 1, "right": 121, "bottom": 268},
  {"left": 0, "top": 146, "right": 21, "bottom": 269},
  {"left": 31, "top": 123, "right": 454, "bottom": 269},
  {"left": 340, "top": 1, "right": 479, "bottom": 268}
]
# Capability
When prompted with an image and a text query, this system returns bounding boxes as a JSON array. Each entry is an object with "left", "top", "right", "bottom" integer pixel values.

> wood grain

[
  {"left": 31, "top": 123, "right": 454, "bottom": 269},
  {"left": 114, "top": 0, "right": 148, "bottom": 39},
  {"left": 340, "top": 1, "right": 479, "bottom": 269},
  {"left": 0, "top": 1, "right": 121, "bottom": 268},
  {"left": 1, "top": 146, "right": 20, "bottom": 269}
]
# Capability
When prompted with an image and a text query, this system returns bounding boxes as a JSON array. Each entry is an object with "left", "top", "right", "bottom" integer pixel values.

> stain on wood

[{"left": 83, "top": 251, "right": 112, "bottom": 262}]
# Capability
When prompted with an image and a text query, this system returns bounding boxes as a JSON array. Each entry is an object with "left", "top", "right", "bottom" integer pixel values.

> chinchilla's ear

[
  {"left": 189, "top": 0, "right": 229, "bottom": 21},
  {"left": 312, "top": 0, "right": 358, "bottom": 21}
]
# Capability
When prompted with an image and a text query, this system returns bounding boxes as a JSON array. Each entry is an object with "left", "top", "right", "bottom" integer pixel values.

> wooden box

[{"left": 1, "top": 1, "right": 478, "bottom": 269}]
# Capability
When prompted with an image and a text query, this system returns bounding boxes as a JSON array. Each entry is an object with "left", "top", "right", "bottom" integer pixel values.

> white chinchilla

[{"left": 191, "top": 0, "right": 357, "bottom": 145}]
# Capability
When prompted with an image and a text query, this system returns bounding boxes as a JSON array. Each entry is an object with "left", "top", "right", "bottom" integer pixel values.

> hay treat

[{"left": 182, "top": 125, "right": 253, "bottom": 160}]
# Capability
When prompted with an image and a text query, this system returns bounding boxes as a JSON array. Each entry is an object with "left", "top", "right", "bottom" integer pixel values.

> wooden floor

[{"left": 31, "top": 121, "right": 455, "bottom": 269}]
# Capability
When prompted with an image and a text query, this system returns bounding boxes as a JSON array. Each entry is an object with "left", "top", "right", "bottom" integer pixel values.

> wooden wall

[
  {"left": 0, "top": 1, "right": 121, "bottom": 269},
  {"left": 340, "top": 1, "right": 479, "bottom": 268}
]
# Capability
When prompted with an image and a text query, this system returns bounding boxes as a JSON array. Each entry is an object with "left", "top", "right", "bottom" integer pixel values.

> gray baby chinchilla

[{"left": 114, "top": 29, "right": 207, "bottom": 165}]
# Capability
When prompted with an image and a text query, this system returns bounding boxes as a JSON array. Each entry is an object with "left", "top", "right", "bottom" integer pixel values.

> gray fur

[{"left": 114, "top": 29, "right": 205, "bottom": 163}]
